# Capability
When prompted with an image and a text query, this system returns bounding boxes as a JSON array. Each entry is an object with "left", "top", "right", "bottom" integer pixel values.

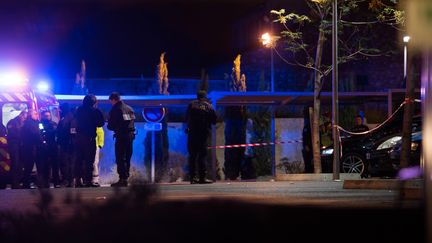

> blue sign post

[{"left": 142, "top": 107, "right": 166, "bottom": 183}]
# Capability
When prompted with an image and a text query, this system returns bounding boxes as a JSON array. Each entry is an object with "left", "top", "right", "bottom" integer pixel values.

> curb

[
  {"left": 276, "top": 173, "right": 360, "bottom": 181},
  {"left": 343, "top": 179, "right": 423, "bottom": 190}
]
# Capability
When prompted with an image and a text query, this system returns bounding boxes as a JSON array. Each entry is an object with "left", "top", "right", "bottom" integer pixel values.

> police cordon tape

[
  {"left": 336, "top": 98, "right": 421, "bottom": 136},
  {"left": 208, "top": 139, "right": 303, "bottom": 149},
  {"left": 335, "top": 98, "right": 420, "bottom": 158},
  {"left": 208, "top": 99, "right": 420, "bottom": 150}
]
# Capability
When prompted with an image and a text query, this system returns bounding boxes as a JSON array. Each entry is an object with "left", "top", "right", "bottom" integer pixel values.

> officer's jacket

[
  {"left": 6, "top": 116, "right": 24, "bottom": 142},
  {"left": 21, "top": 118, "right": 41, "bottom": 147},
  {"left": 76, "top": 105, "right": 105, "bottom": 138},
  {"left": 186, "top": 99, "right": 217, "bottom": 134},
  {"left": 40, "top": 119, "right": 57, "bottom": 146},
  {"left": 57, "top": 113, "right": 74, "bottom": 148},
  {"left": 107, "top": 101, "right": 135, "bottom": 136}
]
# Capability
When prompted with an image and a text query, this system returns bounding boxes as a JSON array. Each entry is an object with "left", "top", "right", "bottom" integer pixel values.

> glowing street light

[
  {"left": 261, "top": 31, "right": 276, "bottom": 176},
  {"left": 260, "top": 32, "right": 275, "bottom": 92},
  {"left": 261, "top": 32, "right": 273, "bottom": 47}
]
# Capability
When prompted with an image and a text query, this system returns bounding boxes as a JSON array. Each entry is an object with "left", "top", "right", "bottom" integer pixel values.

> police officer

[
  {"left": 108, "top": 92, "right": 135, "bottom": 187},
  {"left": 39, "top": 110, "right": 59, "bottom": 188},
  {"left": 57, "top": 103, "right": 75, "bottom": 187},
  {"left": 21, "top": 109, "right": 42, "bottom": 189},
  {"left": 75, "top": 94, "right": 105, "bottom": 187},
  {"left": 185, "top": 90, "right": 217, "bottom": 184},
  {"left": 7, "top": 110, "right": 27, "bottom": 189}
]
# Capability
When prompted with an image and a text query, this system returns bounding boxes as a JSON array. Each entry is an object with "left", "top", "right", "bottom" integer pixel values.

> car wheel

[{"left": 341, "top": 153, "right": 365, "bottom": 174}]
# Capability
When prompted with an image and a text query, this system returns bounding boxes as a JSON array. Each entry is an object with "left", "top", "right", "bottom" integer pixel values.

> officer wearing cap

[
  {"left": 185, "top": 90, "right": 217, "bottom": 184},
  {"left": 108, "top": 92, "right": 136, "bottom": 187}
]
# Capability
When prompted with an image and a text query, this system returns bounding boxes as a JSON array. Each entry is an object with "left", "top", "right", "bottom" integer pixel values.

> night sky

[{"left": 0, "top": 0, "right": 270, "bottom": 81}]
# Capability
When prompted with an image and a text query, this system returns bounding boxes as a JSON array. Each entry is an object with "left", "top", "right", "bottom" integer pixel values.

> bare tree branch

[
  {"left": 340, "top": 19, "right": 380, "bottom": 25},
  {"left": 273, "top": 47, "right": 325, "bottom": 76},
  {"left": 305, "top": 0, "right": 322, "bottom": 18}
]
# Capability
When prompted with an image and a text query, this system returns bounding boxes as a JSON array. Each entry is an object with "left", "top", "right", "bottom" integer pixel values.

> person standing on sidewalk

[
  {"left": 7, "top": 110, "right": 27, "bottom": 188},
  {"left": 75, "top": 94, "right": 105, "bottom": 187},
  {"left": 108, "top": 92, "right": 135, "bottom": 187},
  {"left": 21, "top": 109, "right": 42, "bottom": 189},
  {"left": 185, "top": 90, "right": 217, "bottom": 184}
]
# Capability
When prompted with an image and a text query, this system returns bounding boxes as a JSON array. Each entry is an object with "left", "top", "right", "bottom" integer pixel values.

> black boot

[
  {"left": 111, "top": 179, "right": 128, "bottom": 187},
  {"left": 190, "top": 177, "right": 200, "bottom": 184},
  {"left": 198, "top": 178, "right": 213, "bottom": 184}
]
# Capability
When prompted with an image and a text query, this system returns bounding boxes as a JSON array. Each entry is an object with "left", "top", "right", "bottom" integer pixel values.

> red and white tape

[{"left": 208, "top": 139, "right": 303, "bottom": 149}]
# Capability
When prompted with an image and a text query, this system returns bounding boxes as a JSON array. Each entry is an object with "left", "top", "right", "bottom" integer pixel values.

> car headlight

[
  {"left": 376, "top": 136, "right": 402, "bottom": 150},
  {"left": 411, "top": 142, "right": 419, "bottom": 151},
  {"left": 322, "top": 148, "right": 334, "bottom": 155}
]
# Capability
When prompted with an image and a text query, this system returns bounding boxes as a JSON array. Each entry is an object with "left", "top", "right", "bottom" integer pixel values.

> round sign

[{"left": 142, "top": 107, "right": 166, "bottom": 123}]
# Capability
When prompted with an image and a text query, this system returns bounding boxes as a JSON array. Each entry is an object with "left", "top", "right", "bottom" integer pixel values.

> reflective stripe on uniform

[
  {"left": 3, "top": 93, "right": 15, "bottom": 102},
  {"left": 15, "top": 93, "right": 28, "bottom": 102},
  {"left": 0, "top": 161, "right": 10, "bottom": 172},
  {"left": 0, "top": 148, "right": 10, "bottom": 160}
]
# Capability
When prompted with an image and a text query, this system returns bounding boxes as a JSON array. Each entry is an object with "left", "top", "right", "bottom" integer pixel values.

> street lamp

[
  {"left": 403, "top": 36, "right": 410, "bottom": 79},
  {"left": 261, "top": 32, "right": 276, "bottom": 176},
  {"left": 260, "top": 32, "right": 275, "bottom": 92}
]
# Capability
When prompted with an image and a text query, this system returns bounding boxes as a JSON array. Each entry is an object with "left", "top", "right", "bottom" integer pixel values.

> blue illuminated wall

[{"left": 99, "top": 122, "right": 188, "bottom": 184}]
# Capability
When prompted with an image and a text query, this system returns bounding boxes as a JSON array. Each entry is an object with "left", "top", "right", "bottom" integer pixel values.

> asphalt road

[
  {"left": 0, "top": 181, "right": 425, "bottom": 243},
  {"left": 0, "top": 181, "right": 421, "bottom": 216}
]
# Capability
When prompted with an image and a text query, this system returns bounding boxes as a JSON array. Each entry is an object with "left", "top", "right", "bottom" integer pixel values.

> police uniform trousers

[
  {"left": 115, "top": 133, "right": 134, "bottom": 180},
  {"left": 187, "top": 130, "right": 209, "bottom": 180},
  {"left": 22, "top": 144, "right": 42, "bottom": 187},
  {"left": 75, "top": 134, "right": 97, "bottom": 184},
  {"left": 9, "top": 140, "right": 23, "bottom": 186},
  {"left": 38, "top": 143, "right": 59, "bottom": 186}
]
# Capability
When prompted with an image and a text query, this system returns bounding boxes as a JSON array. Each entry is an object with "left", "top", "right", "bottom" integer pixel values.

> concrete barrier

[
  {"left": 343, "top": 179, "right": 423, "bottom": 190},
  {"left": 276, "top": 173, "right": 361, "bottom": 181}
]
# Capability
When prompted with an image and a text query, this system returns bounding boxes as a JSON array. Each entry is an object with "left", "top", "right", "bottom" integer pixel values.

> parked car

[
  {"left": 368, "top": 131, "right": 422, "bottom": 177},
  {"left": 320, "top": 113, "right": 421, "bottom": 178}
]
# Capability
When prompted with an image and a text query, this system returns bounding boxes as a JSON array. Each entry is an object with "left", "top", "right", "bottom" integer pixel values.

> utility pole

[
  {"left": 400, "top": 39, "right": 414, "bottom": 169},
  {"left": 332, "top": 0, "right": 340, "bottom": 180}
]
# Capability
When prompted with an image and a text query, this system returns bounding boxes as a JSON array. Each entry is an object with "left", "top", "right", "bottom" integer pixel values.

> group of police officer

[
  {"left": 2, "top": 90, "right": 217, "bottom": 188},
  {"left": 2, "top": 92, "right": 136, "bottom": 189}
]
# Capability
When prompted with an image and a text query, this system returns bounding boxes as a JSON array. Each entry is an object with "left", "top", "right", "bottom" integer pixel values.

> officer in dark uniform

[
  {"left": 39, "top": 110, "right": 59, "bottom": 188},
  {"left": 75, "top": 94, "right": 105, "bottom": 187},
  {"left": 7, "top": 110, "right": 27, "bottom": 188},
  {"left": 21, "top": 109, "right": 42, "bottom": 189},
  {"left": 108, "top": 92, "right": 135, "bottom": 187},
  {"left": 185, "top": 90, "right": 217, "bottom": 184},
  {"left": 57, "top": 104, "right": 75, "bottom": 187}
]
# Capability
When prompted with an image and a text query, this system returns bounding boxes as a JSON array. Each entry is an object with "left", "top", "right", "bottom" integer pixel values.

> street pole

[
  {"left": 332, "top": 0, "right": 340, "bottom": 180},
  {"left": 271, "top": 45, "right": 276, "bottom": 177},
  {"left": 422, "top": 50, "right": 432, "bottom": 243},
  {"left": 151, "top": 131, "right": 155, "bottom": 183},
  {"left": 400, "top": 37, "right": 414, "bottom": 169},
  {"left": 403, "top": 36, "right": 410, "bottom": 79},
  {"left": 271, "top": 47, "right": 274, "bottom": 93},
  {"left": 404, "top": 41, "right": 408, "bottom": 78}
]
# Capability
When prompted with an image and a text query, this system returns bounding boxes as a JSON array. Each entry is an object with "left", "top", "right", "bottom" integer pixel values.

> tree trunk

[
  {"left": 312, "top": 29, "right": 326, "bottom": 173},
  {"left": 400, "top": 51, "right": 416, "bottom": 168}
]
